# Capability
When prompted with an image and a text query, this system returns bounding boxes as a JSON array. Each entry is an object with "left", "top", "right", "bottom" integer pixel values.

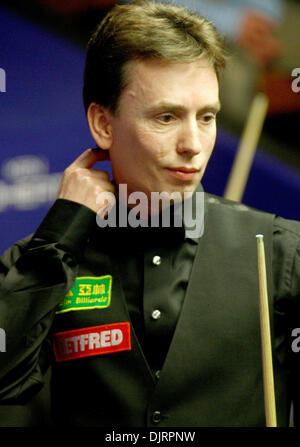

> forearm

[{"left": 0, "top": 199, "right": 96, "bottom": 402}]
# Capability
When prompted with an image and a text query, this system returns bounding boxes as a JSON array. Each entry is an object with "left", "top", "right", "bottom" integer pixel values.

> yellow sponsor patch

[{"left": 56, "top": 275, "right": 112, "bottom": 314}]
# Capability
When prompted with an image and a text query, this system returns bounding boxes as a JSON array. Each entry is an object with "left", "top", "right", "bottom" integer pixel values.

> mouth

[{"left": 165, "top": 166, "right": 200, "bottom": 181}]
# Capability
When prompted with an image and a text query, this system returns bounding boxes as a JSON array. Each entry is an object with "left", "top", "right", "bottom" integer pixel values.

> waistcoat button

[
  {"left": 152, "top": 255, "right": 161, "bottom": 266},
  {"left": 151, "top": 309, "right": 161, "bottom": 320},
  {"left": 152, "top": 410, "right": 161, "bottom": 424}
]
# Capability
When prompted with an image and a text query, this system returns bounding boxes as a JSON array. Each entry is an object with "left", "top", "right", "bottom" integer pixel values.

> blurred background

[{"left": 0, "top": 0, "right": 299, "bottom": 425}]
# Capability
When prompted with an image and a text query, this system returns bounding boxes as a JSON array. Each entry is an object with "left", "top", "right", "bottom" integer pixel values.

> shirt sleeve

[
  {"left": 0, "top": 199, "right": 96, "bottom": 403},
  {"left": 272, "top": 215, "right": 300, "bottom": 423},
  {"left": 273, "top": 215, "right": 300, "bottom": 303},
  {"left": 273, "top": 215, "right": 300, "bottom": 331}
]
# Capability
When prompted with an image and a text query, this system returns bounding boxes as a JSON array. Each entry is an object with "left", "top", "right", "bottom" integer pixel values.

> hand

[{"left": 57, "top": 148, "right": 115, "bottom": 214}]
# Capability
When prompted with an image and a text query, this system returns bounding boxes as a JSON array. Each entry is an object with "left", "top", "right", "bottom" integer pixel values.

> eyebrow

[{"left": 145, "top": 101, "right": 221, "bottom": 115}]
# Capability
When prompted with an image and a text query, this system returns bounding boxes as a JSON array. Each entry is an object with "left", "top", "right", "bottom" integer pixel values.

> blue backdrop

[{"left": 1, "top": 5, "right": 299, "bottom": 256}]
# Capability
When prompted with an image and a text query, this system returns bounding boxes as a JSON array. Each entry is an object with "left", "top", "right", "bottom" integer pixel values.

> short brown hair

[{"left": 83, "top": 0, "right": 227, "bottom": 114}]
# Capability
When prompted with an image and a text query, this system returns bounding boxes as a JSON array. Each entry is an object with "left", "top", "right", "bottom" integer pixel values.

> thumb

[{"left": 70, "top": 148, "right": 110, "bottom": 170}]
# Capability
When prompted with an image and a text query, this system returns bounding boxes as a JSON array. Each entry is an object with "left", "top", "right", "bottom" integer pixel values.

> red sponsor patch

[{"left": 53, "top": 322, "right": 131, "bottom": 362}]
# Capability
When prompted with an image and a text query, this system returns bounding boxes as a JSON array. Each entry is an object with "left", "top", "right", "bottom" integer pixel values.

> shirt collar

[
  {"left": 92, "top": 182, "right": 205, "bottom": 245},
  {"left": 180, "top": 182, "right": 204, "bottom": 244}
]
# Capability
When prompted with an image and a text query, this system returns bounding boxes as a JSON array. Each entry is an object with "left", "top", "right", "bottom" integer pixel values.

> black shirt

[
  {"left": 30, "top": 187, "right": 300, "bottom": 375},
  {"left": 1, "top": 187, "right": 300, "bottom": 426},
  {"left": 90, "top": 191, "right": 200, "bottom": 373}
]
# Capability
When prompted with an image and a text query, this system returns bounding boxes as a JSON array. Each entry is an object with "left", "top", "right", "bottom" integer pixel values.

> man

[{"left": 0, "top": 0, "right": 300, "bottom": 427}]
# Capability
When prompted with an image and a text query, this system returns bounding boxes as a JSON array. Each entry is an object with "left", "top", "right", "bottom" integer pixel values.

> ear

[{"left": 87, "top": 102, "right": 113, "bottom": 150}]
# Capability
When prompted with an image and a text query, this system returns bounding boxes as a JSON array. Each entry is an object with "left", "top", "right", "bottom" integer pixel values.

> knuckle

[
  {"left": 70, "top": 168, "right": 87, "bottom": 181},
  {"left": 63, "top": 166, "right": 72, "bottom": 177},
  {"left": 99, "top": 170, "right": 110, "bottom": 181}
]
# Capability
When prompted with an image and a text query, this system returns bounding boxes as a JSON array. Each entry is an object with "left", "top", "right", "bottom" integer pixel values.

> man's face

[{"left": 107, "top": 58, "right": 220, "bottom": 203}]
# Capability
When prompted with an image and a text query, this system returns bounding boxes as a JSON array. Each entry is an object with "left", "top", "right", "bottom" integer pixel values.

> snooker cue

[
  {"left": 256, "top": 234, "right": 277, "bottom": 427},
  {"left": 224, "top": 93, "right": 269, "bottom": 202}
]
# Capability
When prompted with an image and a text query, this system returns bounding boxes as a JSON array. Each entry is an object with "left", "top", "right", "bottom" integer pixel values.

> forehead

[{"left": 120, "top": 58, "right": 219, "bottom": 110}]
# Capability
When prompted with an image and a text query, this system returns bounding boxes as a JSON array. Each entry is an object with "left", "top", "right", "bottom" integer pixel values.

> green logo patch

[{"left": 56, "top": 275, "right": 112, "bottom": 314}]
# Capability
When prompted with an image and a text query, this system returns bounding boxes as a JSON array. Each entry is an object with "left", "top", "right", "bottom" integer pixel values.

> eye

[
  {"left": 156, "top": 113, "right": 175, "bottom": 123},
  {"left": 201, "top": 114, "right": 216, "bottom": 124}
]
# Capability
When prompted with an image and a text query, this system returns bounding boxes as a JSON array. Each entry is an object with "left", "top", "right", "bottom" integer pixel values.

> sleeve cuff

[{"left": 33, "top": 199, "right": 96, "bottom": 257}]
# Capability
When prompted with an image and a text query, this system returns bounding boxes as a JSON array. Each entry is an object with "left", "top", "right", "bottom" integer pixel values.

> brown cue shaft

[
  {"left": 224, "top": 93, "right": 269, "bottom": 202},
  {"left": 256, "top": 234, "right": 277, "bottom": 427}
]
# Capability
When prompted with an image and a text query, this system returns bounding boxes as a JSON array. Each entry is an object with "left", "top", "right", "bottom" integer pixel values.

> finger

[
  {"left": 70, "top": 148, "right": 110, "bottom": 170},
  {"left": 83, "top": 169, "right": 111, "bottom": 181}
]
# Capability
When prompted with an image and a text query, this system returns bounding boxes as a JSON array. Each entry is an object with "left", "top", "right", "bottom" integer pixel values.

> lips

[
  {"left": 168, "top": 166, "right": 199, "bottom": 173},
  {"left": 165, "top": 166, "right": 200, "bottom": 181}
]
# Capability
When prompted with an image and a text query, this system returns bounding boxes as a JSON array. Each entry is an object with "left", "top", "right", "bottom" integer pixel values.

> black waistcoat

[{"left": 50, "top": 194, "right": 290, "bottom": 427}]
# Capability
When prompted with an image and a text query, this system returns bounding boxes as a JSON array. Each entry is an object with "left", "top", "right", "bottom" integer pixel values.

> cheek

[
  {"left": 109, "top": 134, "right": 149, "bottom": 180},
  {"left": 205, "top": 127, "right": 217, "bottom": 152},
  {"left": 112, "top": 121, "right": 174, "bottom": 173},
  {"left": 132, "top": 128, "right": 169, "bottom": 163},
  {"left": 203, "top": 135, "right": 216, "bottom": 168}
]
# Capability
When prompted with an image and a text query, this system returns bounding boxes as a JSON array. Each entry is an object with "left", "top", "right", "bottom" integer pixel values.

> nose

[{"left": 176, "top": 118, "right": 202, "bottom": 157}]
